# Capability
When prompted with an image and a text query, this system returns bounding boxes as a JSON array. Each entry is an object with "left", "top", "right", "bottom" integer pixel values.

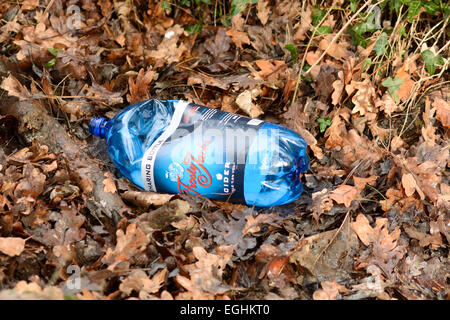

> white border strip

[{"left": 141, "top": 100, "right": 189, "bottom": 191}]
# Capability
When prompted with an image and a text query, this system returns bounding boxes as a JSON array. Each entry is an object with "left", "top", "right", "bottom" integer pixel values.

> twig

[
  {"left": 312, "top": 209, "right": 352, "bottom": 267},
  {"left": 292, "top": 0, "right": 382, "bottom": 105}
]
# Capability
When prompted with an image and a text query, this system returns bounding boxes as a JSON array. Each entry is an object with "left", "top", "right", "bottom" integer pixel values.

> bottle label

[{"left": 141, "top": 100, "right": 264, "bottom": 202}]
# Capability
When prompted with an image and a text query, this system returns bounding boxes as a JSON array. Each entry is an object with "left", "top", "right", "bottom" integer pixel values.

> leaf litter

[{"left": 0, "top": 0, "right": 448, "bottom": 300}]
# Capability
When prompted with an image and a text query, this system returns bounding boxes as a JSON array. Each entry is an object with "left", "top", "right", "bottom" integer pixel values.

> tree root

[{"left": 0, "top": 62, "right": 124, "bottom": 231}]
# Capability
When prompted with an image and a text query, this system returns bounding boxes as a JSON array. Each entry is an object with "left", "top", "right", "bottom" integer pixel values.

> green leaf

[
  {"left": 389, "top": 0, "right": 402, "bottom": 13},
  {"left": 229, "top": 0, "right": 256, "bottom": 18},
  {"left": 316, "top": 26, "right": 332, "bottom": 35},
  {"left": 362, "top": 58, "right": 372, "bottom": 72},
  {"left": 194, "top": 0, "right": 211, "bottom": 5},
  {"left": 45, "top": 58, "right": 57, "bottom": 68},
  {"left": 398, "top": 25, "right": 407, "bottom": 37},
  {"left": 317, "top": 118, "right": 332, "bottom": 133},
  {"left": 312, "top": 6, "right": 326, "bottom": 26},
  {"left": 349, "top": 11, "right": 381, "bottom": 47},
  {"left": 382, "top": 76, "right": 403, "bottom": 102},
  {"left": 373, "top": 32, "right": 388, "bottom": 57},
  {"left": 161, "top": 1, "right": 171, "bottom": 12},
  {"left": 423, "top": 1, "right": 440, "bottom": 15},
  {"left": 179, "top": 0, "right": 190, "bottom": 6},
  {"left": 285, "top": 44, "right": 298, "bottom": 64},
  {"left": 185, "top": 22, "right": 203, "bottom": 34},
  {"left": 421, "top": 49, "right": 444, "bottom": 75},
  {"left": 47, "top": 48, "right": 58, "bottom": 57},
  {"left": 350, "top": 0, "right": 359, "bottom": 13},
  {"left": 407, "top": 0, "right": 421, "bottom": 21}
]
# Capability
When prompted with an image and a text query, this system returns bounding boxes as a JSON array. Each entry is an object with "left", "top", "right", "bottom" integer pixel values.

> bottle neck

[{"left": 89, "top": 117, "right": 110, "bottom": 139}]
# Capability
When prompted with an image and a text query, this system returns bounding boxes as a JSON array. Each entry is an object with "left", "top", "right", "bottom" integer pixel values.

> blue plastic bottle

[{"left": 89, "top": 99, "right": 309, "bottom": 207}]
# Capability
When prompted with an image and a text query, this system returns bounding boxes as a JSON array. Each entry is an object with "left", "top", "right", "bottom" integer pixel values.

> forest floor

[{"left": 0, "top": 0, "right": 448, "bottom": 300}]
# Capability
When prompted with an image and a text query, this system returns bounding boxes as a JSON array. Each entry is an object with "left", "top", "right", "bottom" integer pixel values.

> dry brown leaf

[
  {"left": 231, "top": 12, "right": 245, "bottom": 31},
  {"left": 351, "top": 214, "right": 373, "bottom": 246},
  {"left": 324, "top": 108, "right": 348, "bottom": 148},
  {"left": 352, "top": 214, "right": 406, "bottom": 276},
  {"left": 313, "top": 280, "right": 349, "bottom": 300},
  {"left": 348, "top": 79, "right": 377, "bottom": 116},
  {"left": 331, "top": 71, "right": 344, "bottom": 106},
  {"left": 0, "top": 74, "right": 31, "bottom": 101},
  {"left": 257, "top": 1, "right": 270, "bottom": 25},
  {"left": 255, "top": 59, "right": 285, "bottom": 80},
  {"left": 122, "top": 191, "right": 173, "bottom": 207},
  {"left": 403, "top": 225, "right": 443, "bottom": 249},
  {"left": 102, "top": 223, "right": 149, "bottom": 268},
  {"left": 242, "top": 214, "right": 280, "bottom": 235},
  {"left": 310, "top": 188, "right": 333, "bottom": 221},
  {"left": 390, "top": 135, "right": 405, "bottom": 152},
  {"left": 84, "top": 83, "right": 123, "bottom": 106},
  {"left": 395, "top": 67, "right": 415, "bottom": 102},
  {"left": 39, "top": 204, "right": 86, "bottom": 247},
  {"left": 305, "top": 51, "right": 320, "bottom": 66},
  {"left": 175, "top": 245, "right": 234, "bottom": 299},
  {"left": 119, "top": 268, "right": 167, "bottom": 297},
  {"left": 319, "top": 36, "right": 352, "bottom": 60},
  {"left": 235, "top": 89, "right": 263, "bottom": 118},
  {"left": 353, "top": 176, "right": 378, "bottom": 194},
  {"left": 401, "top": 173, "right": 418, "bottom": 197},
  {"left": 21, "top": 0, "right": 40, "bottom": 11},
  {"left": 330, "top": 185, "right": 358, "bottom": 208},
  {"left": 226, "top": 29, "right": 250, "bottom": 50},
  {"left": 147, "top": 24, "right": 187, "bottom": 68},
  {"left": 14, "top": 163, "right": 46, "bottom": 200},
  {"left": 127, "top": 68, "right": 155, "bottom": 104},
  {"left": 293, "top": 5, "right": 312, "bottom": 41},
  {"left": 103, "top": 172, "right": 117, "bottom": 194},
  {"left": 0, "top": 281, "right": 64, "bottom": 300},
  {"left": 432, "top": 97, "right": 450, "bottom": 128},
  {"left": 376, "top": 92, "right": 402, "bottom": 116},
  {"left": 0, "top": 237, "right": 26, "bottom": 257}
]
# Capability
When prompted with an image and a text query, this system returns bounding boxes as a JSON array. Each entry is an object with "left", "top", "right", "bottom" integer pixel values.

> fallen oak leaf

[
  {"left": 353, "top": 176, "right": 378, "bottom": 194},
  {"left": 403, "top": 225, "right": 443, "bottom": 249},
  {"left": 127, "top": 68, "right": 155, "bottom": 104},
  {"left": 313, "top": 280, "right": 349, "bottom": 300},
  {"left": 432, "top": 97, "right": 450, "bottom": 128},
  {"left": 226, "top": 29, "right": 250, "bottom": 50},
  {"left": 256, "top": 0, "right": 270, "bottom": 25},
  {"left": 235, "top": 89, "right": 264, "bottom": 118},
  {"left": 242, "top": 213, "right": 282, "bottom": 235},
  {"left": 0, "top": 74, "right": 31, "bottom": 101},
  {"left": 102, "top": 222, "right": 149, "bottom": 268},
  {"left": 330, "top": 185, "right": 358, "bottom": 208},
  {"left": 310, "top": 188, "right": 333, "bottom": 221},
  {"left": 147, "top": 25, "right": 187, "bottom": 68},
  {"left": 0, "top": 237, "right": 26, "bottom": 257},
  {"left": 348, "top": 79, "right": 377, "bottom": 116},
  {"left": 395, "top": 66, "right": 415, "bottom": 102},
  {"left": 175, "top": 245, "right": 235, "bottom": 299},
  {"left": 401, "top": 172, "right": 424, "bottom": 199},
  {"left": 331, "top": 71, "right": 344, "bottom": 106},
  {"left": 21, "top": 0, "right": 40, "bottom": 11},
  {"left": 376, "top": 92, "right": 402, "bottom": 117},
  {"left": 351, "top": 214, "right": 406, "bottom": 276},
  {"left": 119, "top": 268, "right": 167, "bottom": 297},
  {"left": 103, "top": 172, "right": 117, "bottom": 194},
  {"left": 293, "top": 5, "right": 312, "bottom": 41},
  {"left": 318, "top": 35, "right": 352, "bottom": 60}
]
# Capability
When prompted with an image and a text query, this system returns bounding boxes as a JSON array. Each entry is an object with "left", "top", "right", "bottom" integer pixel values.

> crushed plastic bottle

[{"left": 89, "top": 99, "right": 309, "bottom": 207}]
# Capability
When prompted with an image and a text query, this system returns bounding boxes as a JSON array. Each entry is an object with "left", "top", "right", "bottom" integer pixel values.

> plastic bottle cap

[{"left": 89, "top": 117, "right": 110, "bottom": 139}]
